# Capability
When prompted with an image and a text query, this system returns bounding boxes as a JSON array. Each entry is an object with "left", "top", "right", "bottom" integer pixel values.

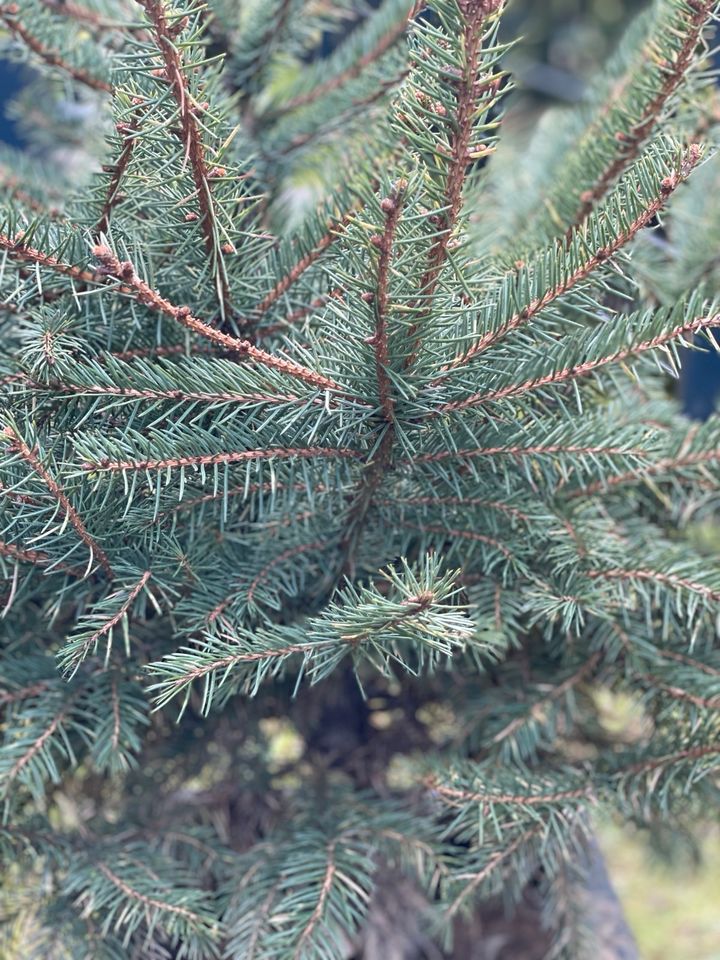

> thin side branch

[
  {"left": 135, "top": 0, "right": 233, "bottom": 322},
  {"left": 95, "top": 116, "right": 141, "bottom": 237},
  {"left": 96, "top": 862, "right": 205, "bottom": 922},
  {"left": 442, "top": 146, "right": 701, "bottom": 372},
  {"left": 92, "top": 247, "right": 354, "bottom": 395},
  {"left": 250, "top": 216, "right": 353, "bottom": 322},
  {"left": 441, "top": 308, "right": 720, "bottom": 413},
  {"left": 74, "top": 571, "right": 151, "bottom": 664},
  {"left": 4, "top": 427, "right": 114, "bottom": 578},
  {"left": 6, "top": 703, "right": 69, "bottom": 782},
  {"left": 81, "top": 445, "right": 361, "bottom": 473},
  {"left": 571, "top": 0, "right": 716, "bottom": 228},
  {"left": 281, "top": 2, "right": 422, "bottom": 112},
  {"left": 293, "top": 839, "right": 338, "bottom": 960},
  {"left": 0, "top": 3, "right": 112, "bottom": 92},
  {"left": 587, "top": 566, "right": 720, "bottom": 602},
  {"left": 429, "top": 780, "right": 593, "bottom": 808},
  {"left": 571, "top": 447, "right": 720, "bottom": 498},
  {"left": 412, "top": 442, "right": 645, "bottom": 465}
]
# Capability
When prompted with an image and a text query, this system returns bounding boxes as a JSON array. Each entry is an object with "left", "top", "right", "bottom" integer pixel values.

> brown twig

[
  {"left": 397, "top": 520, "right": 513, "bottom": 559},
  {"left": 411, "top": 442, "right": 645, "bottom": 465},
  {"left": 430, "top": 780, "right": 592, "bottom": 808},
  {"left": 491, "top": 652, "right": 603, "bottom": 745},
  {"left": 30, "top": 374, "right": 312, "bottom": 408},
  {"left": 405, "top": 0, "right": 504, "bottom": 365},
  {"left": 95, "top": 116, "right": 141, "bottom": 237},
  {"left": 6, "top": 702, "right": 70, "bottom": 782},
  {"left": 338, "top": 182, "right": 407, "bottom": 575},
  {"left": 3, "top": 426, "right": 114, "bottom": 578},
  {"left": 569, "top": 0, "right": 716, "bottom": 229},
  {"left": 445, "top": 826, "right": 541, "bottom": 918},
  {"left": 204, "top": 538, "right": 329, "bottom": 625},
  {"left": 96, "top": 862, "right": 206, "bottom": 923},
  {"left": 617, "top": 742, "right": 720, "bottom": 778},
  {"left": 587, "top": 566, "right": 720, "bottom": 603},
  {"left": 81, "top": 445, "right": 361, "bottom": 473},
  {"left": 135, "top": 0, "right": 233, "bottom": 323},
  {"left": 636, "top": 674, "right": 720, "bottom": 710},
  {"left": 293, "top": 839, "right": 338, "bottom": 959},
  {"left": 378, "top": 494, "right": 529, "bottom": 522},
  {"left": 370, "top": 185, "right": 406, "bottom": 423},
  {"left": 440, "top": 307, "right": 720, "bottom": 413},
  {"left": 250, "top": 217, "right": 353, "bottom": 323},
  {"left": 70, "top": 571, "right": 151, "bottom": 667},
  {"left": 570, "top": 447, "right": 720, "bottom": 499},
  {"left": 92, "top": 246, "right": 354, "bottom": 395},
  {"left": 281, "top": 2, "right": 422, "bottom": 113},
  {"left": 0, "top": 3, "right": 112, "bottom": 92},
  {"left": 440, "top": 145, "right": 702, "bottom": 373}
]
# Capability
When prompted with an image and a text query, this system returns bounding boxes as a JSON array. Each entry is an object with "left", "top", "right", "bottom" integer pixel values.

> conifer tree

[{"left": 1, "top": 0, "right": 719, "bottom": 957}]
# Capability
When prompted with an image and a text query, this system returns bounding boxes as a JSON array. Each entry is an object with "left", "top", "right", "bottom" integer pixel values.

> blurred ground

[{"left": 600, "top": 824, "right": 720, "bottom": 960}]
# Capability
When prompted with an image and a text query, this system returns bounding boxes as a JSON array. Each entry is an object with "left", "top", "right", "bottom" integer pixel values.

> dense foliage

[{"left": 1, "top": 0, "right": 719, "bottom": 957}]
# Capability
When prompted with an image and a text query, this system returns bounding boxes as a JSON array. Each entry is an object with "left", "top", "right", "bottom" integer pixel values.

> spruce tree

[{"left": 1, "top": 0, "right": 719, "bottom": 957}]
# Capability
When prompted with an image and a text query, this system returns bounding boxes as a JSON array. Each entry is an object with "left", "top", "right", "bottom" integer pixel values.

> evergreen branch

[
  {"left": 3, "top": 426, "right": 114, "bottom": 578},
  {"left": 110, "top": 678, "right": 121, "bottom": 754},
  {"left": 371, "top": 183, "right": 406, "bottom": 424},
  {"left": 30, "top": 374, "right": 311, "bottom": 408},
  {"left": 614, "top": 742, "right": 720, "bottom": 778},
  {"left": 0, "top": 166, "right": 62, "bottom": 220},
  {"left": 156, "top": 480, "right": 306, "bottom": 519},
  {"left": 656, "top": 648, "right": 720, "bottom": 677},
  {"left": 94, "top": 116, "right": 140, "bottom": 238},
  {"left": 417, "top": 0, "right": 503, "bottom": 309},
  {"left": 96, "top": 862, "right": 206, "bottom": 923},
  {"left": 92, "top": 246, "right": 352, "bottom": 395},
  {"left": 40, "top": 0, "right": 144, "bottom": 32},
  {"left": 203, "top": 537, "right": 328, "bottom": 624},
  {"left": 281, "top": 71, "right": 408, "bottom": 155},
  {"left": 246, "top": 539, "right": 329, "bottom": 607},
  {"left": 134, "top": 0, "right": 234, "bottom": 323},
  {"left": 429, "top": 781, "right": 593, "bottom": 808},
  {"left": 446, "top": 826, "right": 541, "bottom": 918},
  {"left": 636, "top": 674, "right": 720, "bottom": 709},
  {"left": 250, "top": 216, "right": 352, "bottom": 322},
  {"left": 0, "top": 681, "right": 50, "bottom": 706},
  {"left": 338, "top": 182, "right": 407, "bottom": 575},
  {"left": 109, "top": 343, "right": 218, "bottom": 362},
  {"left": 571, "top": 447, "right": 720, "bottom": 498},
  {"left": 5, "top": 702, "right": 69, "bottom": 784},
  {"left": 490, "top": 652, "right": 603, "bottom": 746},
  {"left": 259, "top": 290, "right": 344, "bottom": 336},
  {"left": 397, "top": 521, "right": 513, "bottom": 559},
  {"left": 587, "top": 566, "right": 720, "bottom": 602},
  {"left": 58, "top": 571, "right": 151, "bottom": 675},
  {"left": 281, "top": 4, "right": 421, "bottom": 113},
  {"left": 148, "top": 559, "right": 473, "bottom": 710},
  {"left": 0, "top": 3, "right": 112, "bottom": 92},
  {"left": 412, "top": 442, "right": 644, "bottom": 464},
  {"left": 440, "top": 306, "right": 720, "bottom": 413},
  {"left": 570, "top": 0, "right": 716, "bottom": 229},
  {"left": 292, "top": 838, "right": 337, "bottom": 960},
  {"left": 81, "top": 445, "right": 359, "bottom": 473},
  {"left": 0, "top": 232, "right": 116, "bottom": 288},
  {"left": 379, "top": 494, "right": 530, "bottom": 522},
  {"left": 443, "top": 144, "right": 701, "bottom": 372}
]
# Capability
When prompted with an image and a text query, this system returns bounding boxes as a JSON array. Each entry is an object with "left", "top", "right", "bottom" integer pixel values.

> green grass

[{"left": 599, "top": 823, "right": 720, "bottom": 960}]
